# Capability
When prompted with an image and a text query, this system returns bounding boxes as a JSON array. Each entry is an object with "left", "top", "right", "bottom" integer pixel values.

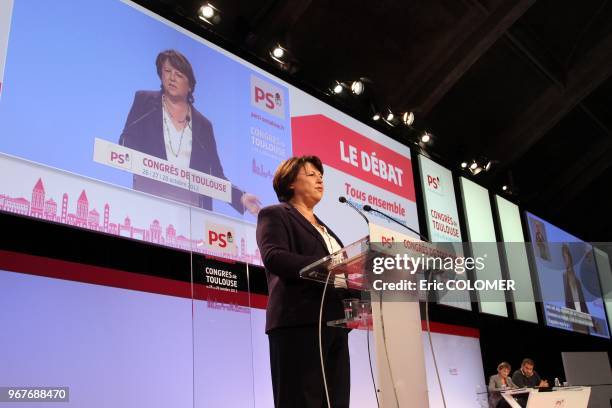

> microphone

[
  {"left": 338, "top": 196, "right": 369, "bottom": 227},
  {"left": 362, "top": 205, "right": 429, "bottom": 242}
]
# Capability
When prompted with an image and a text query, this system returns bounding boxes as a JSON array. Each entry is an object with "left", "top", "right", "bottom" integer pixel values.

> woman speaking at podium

[{"left": 256, "top": 156, "right": 351, "bottom": 408}]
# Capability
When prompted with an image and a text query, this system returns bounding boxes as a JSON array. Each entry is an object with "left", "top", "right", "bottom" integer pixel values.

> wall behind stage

[
  {"left": 4, "top": 213, "right": 612, "bottom": 408},
  {"left": 0, "top": 0, "right": 420, "bottom": 265},
  {"left": 0, "top": 244, "right": 488, "bottom": 408}
]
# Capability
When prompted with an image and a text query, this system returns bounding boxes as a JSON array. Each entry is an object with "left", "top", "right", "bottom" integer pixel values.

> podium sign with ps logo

[{"left": 93, "top": 138, "right": 133, "bottom": 171}]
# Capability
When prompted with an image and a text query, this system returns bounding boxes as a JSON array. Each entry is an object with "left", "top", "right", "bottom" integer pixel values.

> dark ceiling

[{"left": 138, "top": 0, "right": 612, "bottom": 241}]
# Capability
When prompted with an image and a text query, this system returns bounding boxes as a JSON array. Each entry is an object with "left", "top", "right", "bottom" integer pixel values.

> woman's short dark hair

[
  {"left": 155, "top": 49, "right": 197, "bottom": 104},
  {"left": 273, "top": 156, "right": 323, "bottom": 203},
  {"left": 497, "top": 361, "right": 511, "bottom": 372}
]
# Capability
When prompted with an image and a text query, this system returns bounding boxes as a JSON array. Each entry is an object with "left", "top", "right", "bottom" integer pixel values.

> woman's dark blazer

[
  {"left": 118, "top": 90, "right": 244, "bottom": 212},
  {"left": 256, "top": 202, "right": 348, "bottom": 333}
]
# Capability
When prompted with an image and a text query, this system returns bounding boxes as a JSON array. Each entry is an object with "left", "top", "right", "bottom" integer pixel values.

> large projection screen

[
  {"left": 459, "top": 177, "right": 507, "bottom": 317},
  {"left": 594, "top": 247, "right": 612, "bottom": 336},
  {"left": 495, "top": 195, "right": 537, "bottom": 323},
  {"left": 0, "top": 0, "right": 420, "bottom": 260},
  {"left": 525, "top": 212, "right": 610, "bottom": 338},
  {"left": 417, "top": 154, "right": 471, "bottom": 310}
]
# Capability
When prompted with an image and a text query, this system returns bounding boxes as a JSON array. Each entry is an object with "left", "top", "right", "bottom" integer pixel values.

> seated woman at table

[{"left": 488, "top": 361, "right": 517, "bottom": 408}]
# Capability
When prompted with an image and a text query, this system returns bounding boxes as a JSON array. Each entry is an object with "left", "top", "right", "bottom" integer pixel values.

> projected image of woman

[
  {"left": 561, "top": 243, "right": 589, "bottom": 334},
  {"left": 119, "top": 49, "right": 260, "bottom": 215}
]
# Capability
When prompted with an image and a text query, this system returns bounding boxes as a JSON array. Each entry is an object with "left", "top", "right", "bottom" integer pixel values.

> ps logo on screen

[
  {"left": 251, "top": 75, "right": 285, "bottom": 119},
  {"left": 254, "top": 87, "right": 276, "bottom": 109},
  {"left": 205, "top": 222, "right": 237, "bottom": 254},
  {"left": 426, "top": 174, "right": 444, "bottom": 195},
  {"left": 110, "top": 151, "right": 130, "bottom": 165},
  {"left": 208, "top": 230, "right": 229, "bottom": 248},
  {"left": 107, "top": 148, "right": 133, "bottom": 170},
  {"left": 427, "top": 175, "right": 440, "bottom": 189}
]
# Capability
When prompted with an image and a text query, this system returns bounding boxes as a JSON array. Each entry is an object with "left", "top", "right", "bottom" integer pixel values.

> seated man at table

[{"left": 512, "top": 358, "right": 549, "bottom": 388}]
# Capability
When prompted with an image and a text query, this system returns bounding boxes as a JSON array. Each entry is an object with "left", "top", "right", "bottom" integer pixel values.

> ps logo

[
  {"left": 251, "top": 75, "right": 285, "bottom": 119},
  {"left": 208, "top": 230, "right": 229, "bottom": 248},
  {"left": 254, "top": 86, "right": 276, "bottom": 110},
  {"left": 205, "top": 222, "right": 237, "bottom": 253},
  {"left": 110, "top": 151, "right": 130, "bottom": 164},
  {"left": 427, "top": 175, "right": 440, "bottom": 189}
]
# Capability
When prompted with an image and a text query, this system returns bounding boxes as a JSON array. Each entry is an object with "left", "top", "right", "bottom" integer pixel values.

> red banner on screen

[{"left": 292, "top": 114, "right": 415, "bottom": 201}]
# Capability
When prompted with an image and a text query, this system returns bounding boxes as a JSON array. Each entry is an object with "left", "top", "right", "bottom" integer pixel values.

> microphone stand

[{"left": 362, "top": 205, "right": 428, "bottom": 242}]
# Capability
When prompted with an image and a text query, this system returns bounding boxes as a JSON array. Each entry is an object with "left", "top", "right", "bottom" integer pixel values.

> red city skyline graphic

[{"left": 0, "top": 178, "right": 261, "bottom": 264}]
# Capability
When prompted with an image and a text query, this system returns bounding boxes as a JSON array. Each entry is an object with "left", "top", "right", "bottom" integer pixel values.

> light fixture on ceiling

[
  {"left": 200, "top": 4, "right": 214, "bottom": 19},
  {"left": 470, "top": 166, "right": 483, "bottom": 175},
  {"left": 381, "top": 109, "right": 398, "bottom": 126},
  {"left": 272, "top": 46, "right": 284, "bottom": 59},
  {"left": 401, "top": 111, "right": 415, "bottom": 126},
  {"left": 420, "top": 132, "right": 431, "bottom": 144},
  {"left": 268, "top": 44, "right": 300, "bottom": 73},
  {"left": 350, "top": 80, "right": 365, "bottom": 95},
  {"left": 462, "top": 157, "right": 496, "bottom": 176},
  {"left": 501, "top": 171, "right": 517, "bottom": 196},
  {"left": 198, "top": 3, "right": 220, "bottom": 24},
  {"left": 402, "top": 112, "right": 414, "bottom": 126},
  {"left": 468, "top": 159, "right": 483, "bottom": 175},
  {"left": 270, "top": 44, "right": 287, "bottom": 61},
  {"left": 332, "top": 82, "right": 344, "bottom": 94}
]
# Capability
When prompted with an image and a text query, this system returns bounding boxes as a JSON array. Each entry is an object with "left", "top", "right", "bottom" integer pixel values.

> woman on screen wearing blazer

[
  {"left": 119, "top": 49, "right": 260, "bottom": 215},
  {"left": 561, "top": 243, "right": 589, "bottom": 334},
  {"left": 256, "top": 156, "right": 352, "bottom": 408},
  {"left": 488, "top": 361, "right": 517, "bottom": 408}
]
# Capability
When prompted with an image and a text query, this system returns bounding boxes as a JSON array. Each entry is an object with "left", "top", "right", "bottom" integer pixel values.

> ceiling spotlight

[
  {"left": 372, "top": 113, "right": 381, "bottom": 121},
  {"left": 386, "top": 112, "right": 394, "bottom": 121},
  {"left": 272, "top": 46, "right": 284, "bottom": 59},
  {"left": 469, "top": 161, "right": 478, "bottom": 170},
  {"left": 460, "top": 162, "right": 468, "bottom": 169},
  {"left": 350, "top": 80, "right": 365, "bottom": 95},
  {"left": 502, "top": 185, "right": 508, "bottom": 191},
  {"left": 401, "top": 111, "right": 415, "bottom": 126},
  {"left": 332, "top": 83, "right": 344, "bottom": 94},
  {"left": 198, "top": 3, "right": 220, "bottom": 23},
  {"left": 270, "top": 44, "right": 290, "bottom": 65},
  {"left": 484, "top": 160, "right": 493, "bottom": 171},
  {"left": 200, "top": 4, "right": 215, "bottom": 19},
  {"left": 420, "top": 132, "right": 431, "bottom": 144},
  {"left": 471, "top": 167, "right": 483, "bottom": 175}
]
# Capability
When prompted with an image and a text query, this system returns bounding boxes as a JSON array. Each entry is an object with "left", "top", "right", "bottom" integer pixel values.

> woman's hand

[{"left": 241, "top": 193, "right": 262, "bottom": 215}]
